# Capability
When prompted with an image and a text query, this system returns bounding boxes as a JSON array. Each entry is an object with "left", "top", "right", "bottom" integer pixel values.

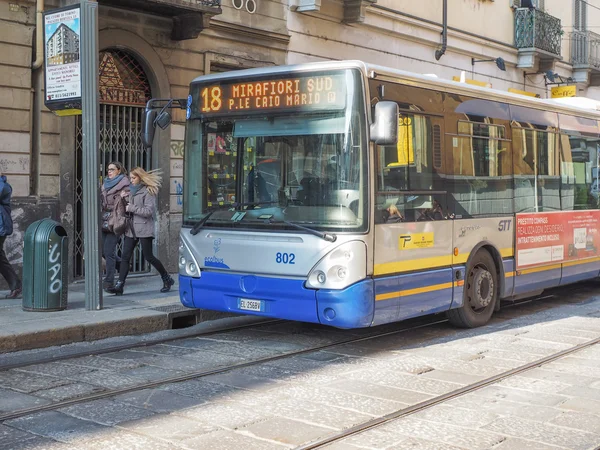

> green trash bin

[{"left": 22, "top": 219, "right": 68, "bottom": 312}]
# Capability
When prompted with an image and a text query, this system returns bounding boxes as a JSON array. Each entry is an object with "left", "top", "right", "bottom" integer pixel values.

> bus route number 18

[
  {"left": 201, "top": 86, "right": 223, "bottom": 113},
  {"left": 276, "top": 252, "right": 295, "bottom": 264}
]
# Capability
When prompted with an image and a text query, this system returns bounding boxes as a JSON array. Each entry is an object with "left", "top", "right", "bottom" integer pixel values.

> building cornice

[{"left": 210, "top": 20, "right": 291, "bottom": 47}]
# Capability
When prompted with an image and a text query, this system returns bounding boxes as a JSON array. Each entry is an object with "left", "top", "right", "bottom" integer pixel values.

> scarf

[
  {"left": 104, "top": 174, "right": 124, "bottom": 191},
  {"left": 130, "top": 183, "right": 143, "bottom": 196}
]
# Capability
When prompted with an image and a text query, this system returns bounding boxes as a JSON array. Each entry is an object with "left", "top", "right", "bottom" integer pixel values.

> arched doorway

[{"left": 74, "top": 49, "right": 153, "bottom": 279}]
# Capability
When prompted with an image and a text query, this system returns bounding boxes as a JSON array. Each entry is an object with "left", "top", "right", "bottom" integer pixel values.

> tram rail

[
  {"left": 0, "top": 315, "right": 447, "bottom": 422},
  {"left": 297, "top": 335, "right": 600, "bottom": 449},
  {"left": 0, "top": 286, "right": 594, "bottom": 425}
]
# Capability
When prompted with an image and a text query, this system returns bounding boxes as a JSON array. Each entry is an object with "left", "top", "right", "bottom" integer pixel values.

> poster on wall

[
  {"left": 43, "top": 5, "right": 82, "bottom": 116},
  {"left": 516, "top": 211, "right": 600, "bottom": 269}
]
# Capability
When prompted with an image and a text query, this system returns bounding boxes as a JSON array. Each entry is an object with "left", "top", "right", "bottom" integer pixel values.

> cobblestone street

[{"left": 0, "top": 288, "right": 599, "bottom": 449}]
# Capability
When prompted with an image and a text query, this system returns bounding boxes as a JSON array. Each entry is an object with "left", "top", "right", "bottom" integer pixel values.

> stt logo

[{"left": 498, "top": 220, "right": 512, "bottom": 232}]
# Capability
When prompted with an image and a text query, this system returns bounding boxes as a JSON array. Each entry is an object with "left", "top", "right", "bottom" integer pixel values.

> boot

[
  {"left": 160, "top": 274, "right": 175, "bottom": 293},
  {"left": 110, "top": 280, "right": 125, "bottom": 296}
]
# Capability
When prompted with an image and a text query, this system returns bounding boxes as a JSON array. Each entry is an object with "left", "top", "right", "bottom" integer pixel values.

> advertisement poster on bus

[
  {"left": 43, "top": 5, "right": 81, "bottom": 116},
  {"left": 516, "top": 211, "right": 600, "bottom": 269}
]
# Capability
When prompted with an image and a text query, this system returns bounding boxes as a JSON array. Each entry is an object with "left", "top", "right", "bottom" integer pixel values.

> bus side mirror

[
  {"left": 370, "top": 101, "right": 398, "bottom": 146},
  {"left": 141, "top": 109, "right": 157, "bottom": 148},
  {"left": 155, "top": 111, "right": 172, "bottom": 130}
]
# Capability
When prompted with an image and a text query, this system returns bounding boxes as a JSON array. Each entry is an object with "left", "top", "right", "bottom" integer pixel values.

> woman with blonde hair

[{"left": 107, "top": 167, "right": 175, "bottom": 295}]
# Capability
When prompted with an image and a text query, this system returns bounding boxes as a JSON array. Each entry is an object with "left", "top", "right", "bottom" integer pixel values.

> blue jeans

[{"left": 102, "top": 231, "right": 120, "bottom": 285}]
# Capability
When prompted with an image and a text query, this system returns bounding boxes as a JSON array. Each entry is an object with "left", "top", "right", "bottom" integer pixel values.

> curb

[{"left": 0, "top": 308, "right": 238, "bottom": 354}]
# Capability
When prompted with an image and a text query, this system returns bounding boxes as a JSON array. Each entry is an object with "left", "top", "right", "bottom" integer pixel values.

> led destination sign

[{"left": 197, "top": 73, "right": 347, "bottom": 115}]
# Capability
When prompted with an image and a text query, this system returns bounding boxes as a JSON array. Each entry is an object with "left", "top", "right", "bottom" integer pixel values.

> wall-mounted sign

[
  {"left": 551, "top": 85, "right": 576, "bottom": 99},
  {"left": 44, "top": 5, "right": 82, "bottom": 116}
]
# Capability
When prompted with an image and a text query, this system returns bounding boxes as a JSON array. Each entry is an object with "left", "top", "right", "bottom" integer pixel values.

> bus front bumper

[{"left": 179, "top": 272, "right": 374, "bottom": 328}]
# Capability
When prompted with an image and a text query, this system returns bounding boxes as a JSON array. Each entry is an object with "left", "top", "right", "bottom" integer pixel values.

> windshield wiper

[
  {"left": 266, "top": 218, "right": 337, "bottom": 242},
  {"left": 190, "top": 209, "right": 222, "bottom": 235}
]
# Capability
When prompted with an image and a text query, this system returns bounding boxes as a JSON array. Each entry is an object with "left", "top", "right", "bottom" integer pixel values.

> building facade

[
  {"left": 46, "top": 23, "right": 80, "bottom": 65},
  {"left": 1, "top": 0, "right": 598, "bottom": 283}
]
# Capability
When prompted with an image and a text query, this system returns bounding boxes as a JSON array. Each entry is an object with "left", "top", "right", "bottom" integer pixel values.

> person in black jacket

[{"left": 0, "top": 174, "right": 21, "bottom": 299}]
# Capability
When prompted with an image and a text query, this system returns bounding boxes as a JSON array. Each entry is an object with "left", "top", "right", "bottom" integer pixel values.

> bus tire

[{"left": 448, "top": 250, "right": 497, "bottom": 328}]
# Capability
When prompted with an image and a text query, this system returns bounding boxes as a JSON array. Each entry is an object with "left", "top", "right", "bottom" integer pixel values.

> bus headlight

[
  {"left": 179, "top": 237, "right": 201, "bottom": 278},
  {"left": 306, "top": 241, "right": 366, "bottom": 290}
]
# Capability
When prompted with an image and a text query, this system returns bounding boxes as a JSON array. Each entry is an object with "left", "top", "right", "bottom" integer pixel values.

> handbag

[{"left": 109, "top": 197, "right": 128, "bottom": 235}]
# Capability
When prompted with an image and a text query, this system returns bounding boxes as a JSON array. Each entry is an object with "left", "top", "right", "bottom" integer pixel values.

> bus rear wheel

[{"left": 448, "top": 250, "right": 497, "bottom": 328}]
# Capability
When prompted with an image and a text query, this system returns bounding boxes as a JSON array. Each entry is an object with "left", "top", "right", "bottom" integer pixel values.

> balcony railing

[
  {"left": 98, "top": 0, "right": 222, "bottom": 40},
  {"left": 571, "top": 30, "right": 600, "bottom": 70},
  {"left": 514, "top": 7, "right": 561, "bottom": 56}
]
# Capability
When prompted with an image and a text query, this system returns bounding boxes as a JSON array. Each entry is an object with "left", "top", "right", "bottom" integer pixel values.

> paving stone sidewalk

[{"left": 0, "top": 275, "right": 231, "bottom": 353}]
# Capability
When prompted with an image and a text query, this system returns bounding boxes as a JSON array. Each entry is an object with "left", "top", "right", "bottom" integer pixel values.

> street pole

[{"left": 80, "top": 0, "right": 103, "bottom": 310}]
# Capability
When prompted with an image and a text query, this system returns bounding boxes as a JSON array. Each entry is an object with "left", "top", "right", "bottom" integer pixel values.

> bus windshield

[{"left": 183, "top": 69, "right": 367, "bottom": 232}]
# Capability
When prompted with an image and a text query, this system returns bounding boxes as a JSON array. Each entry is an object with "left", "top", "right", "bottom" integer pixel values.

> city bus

[{"left": 143, "top": 60, "right": 600, "bottom": 329}]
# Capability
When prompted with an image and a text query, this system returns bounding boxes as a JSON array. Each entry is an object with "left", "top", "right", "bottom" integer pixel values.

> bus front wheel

[{"left": 448, "top": 250, "right": 497, "bottom": 328}]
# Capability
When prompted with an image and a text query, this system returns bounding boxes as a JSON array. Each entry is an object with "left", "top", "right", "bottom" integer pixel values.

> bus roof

[{"left": 191, "top": 60, "right": 600, "bottom": 121}]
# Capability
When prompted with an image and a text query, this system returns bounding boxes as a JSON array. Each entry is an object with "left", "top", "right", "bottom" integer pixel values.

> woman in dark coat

[
  {"left": 107, "top": 167, "right": 174, "bottom": 295},
  {"left": 0, "top": 174, "right": 21, "bottom": 299},
  {"left": 100, "top": 161, "right": 130, "bottom": 290}
]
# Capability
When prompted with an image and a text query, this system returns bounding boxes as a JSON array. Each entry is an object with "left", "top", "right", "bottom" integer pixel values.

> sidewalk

[{"left": 0, "top": 275, "right": 232, "bottom": 353}]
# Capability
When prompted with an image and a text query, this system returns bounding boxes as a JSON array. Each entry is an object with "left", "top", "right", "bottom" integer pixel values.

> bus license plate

[{"left": 239, "top": 298, "right": 263, "bottom": 312}]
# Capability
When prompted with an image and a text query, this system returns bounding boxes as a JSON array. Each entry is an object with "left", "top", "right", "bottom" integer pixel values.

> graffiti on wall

[
  {"left": 174, "top": 180, "right": 183, "bottom": 206},
  {"left": 171, "top": 141, "right": 184, "bottom": 158},
  {"left": 0, "top": 156, "right": 29, "bottom": 174}
]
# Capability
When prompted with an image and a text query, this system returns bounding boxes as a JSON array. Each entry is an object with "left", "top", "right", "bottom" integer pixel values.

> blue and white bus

[{"left": 144, "top": 60, "right": 600, "bottom": 328}]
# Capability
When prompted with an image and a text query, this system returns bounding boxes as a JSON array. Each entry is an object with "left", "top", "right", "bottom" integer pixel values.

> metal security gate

[{"left": 74, "top": 49, "right": 153, "bottom": 279}]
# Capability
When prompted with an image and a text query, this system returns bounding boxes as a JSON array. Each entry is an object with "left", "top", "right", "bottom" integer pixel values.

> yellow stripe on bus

[
  {"left": 374, "top": 256, "right": 453, "bottom": 275},
  {"left": 511, "top": 257, "right": 600, "bottom": 275},
  {"left": 518, "top": 264, "right": 562, "bottom": 275},
  {"left": 377, "top": 247, "right": 514, "bottom": 276},
  {"left": 376, "top": 280, "right": 461, "bottom": 301},
  {"left": 561, "top": 256, "right": 600, "bottom": 268}
]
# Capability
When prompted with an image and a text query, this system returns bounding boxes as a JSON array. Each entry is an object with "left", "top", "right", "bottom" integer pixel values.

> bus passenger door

[
  {"left": 372, "top": 114, "right": 454, "bottom": 325},
  {"left": 373, "top": 197, "right": 454, "bottom": 325}
]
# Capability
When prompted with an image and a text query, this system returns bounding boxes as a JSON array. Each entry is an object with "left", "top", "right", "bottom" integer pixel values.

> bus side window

[{"left": 376, "top": 113, "right": 441, "bottom": 222}]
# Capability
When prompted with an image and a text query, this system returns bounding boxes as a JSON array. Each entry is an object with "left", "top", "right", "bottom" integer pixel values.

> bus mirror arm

[
  {"left": 370, "top": 101, "right": 399, "bottom": 146},
  {"left": 141, "top": 98, "right": 187, "bottom": 148}
]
